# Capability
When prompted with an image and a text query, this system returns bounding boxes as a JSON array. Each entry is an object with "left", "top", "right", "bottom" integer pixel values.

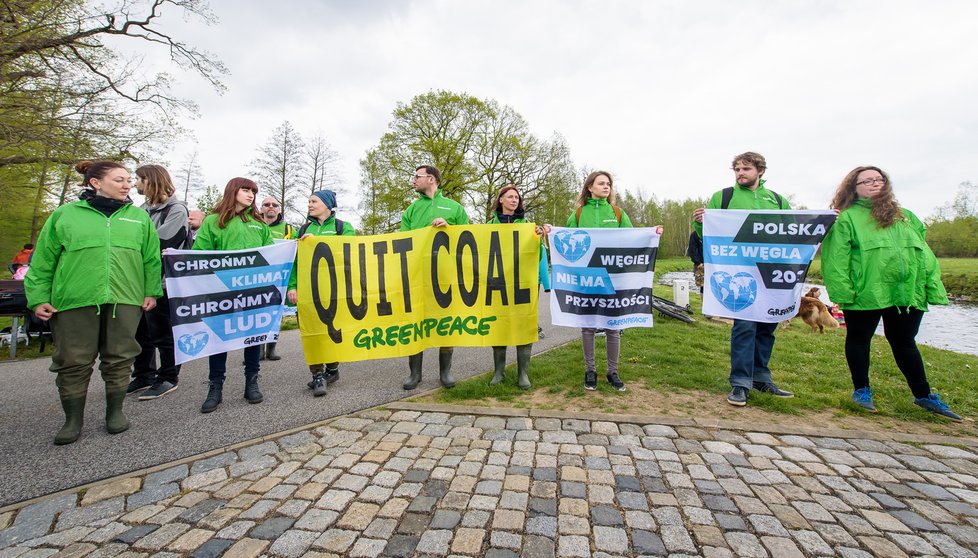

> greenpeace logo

[
  {"left": 118, "top": 217, "right": 143, "bottom": 224},
  {"left": 767, "top": 304, "right": 796, "bottom": 317}
]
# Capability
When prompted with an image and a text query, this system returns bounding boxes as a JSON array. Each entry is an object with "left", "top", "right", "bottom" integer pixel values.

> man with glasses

[
  {"left": 261, "top": 197, "right": 295, "bottom": 240},
  {"left": 401, "top": 165, "right": 470, "bottom": 390},
  {"left": 692, "top": 151, "right": 794, "bottom": 407}
]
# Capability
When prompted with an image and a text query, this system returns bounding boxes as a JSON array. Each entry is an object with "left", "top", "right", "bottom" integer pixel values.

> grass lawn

[
  {"left": 416, "top": 282, "right": 978, "bottom": 437},
  {"left": 807, "top": 257, "right": 978, "bottom": 299}
]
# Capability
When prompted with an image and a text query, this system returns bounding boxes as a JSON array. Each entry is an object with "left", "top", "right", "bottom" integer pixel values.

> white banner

[
  {"left": 702, "top": 209, "right": 836, "bottom": 322},
  {"left": 548, "top": 227, "right": 659, "bottom": 329},
  {"left": 162, "top": 242, "right": 298, "bottom": 364}
]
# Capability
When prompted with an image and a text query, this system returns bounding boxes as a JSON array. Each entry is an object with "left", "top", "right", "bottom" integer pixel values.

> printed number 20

[{"left": 772, "top": 269, "right": 804, "bottom": 283}]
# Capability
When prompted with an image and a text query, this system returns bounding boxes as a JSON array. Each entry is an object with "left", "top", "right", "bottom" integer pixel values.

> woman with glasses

[
  {"left": 487, "top": 185, "right": 550, "bottom": 389},
  {"left": 822, "top": 166, "right": 960, "bottom": 420},
  {"left": 193, "top": 178, "right": 273, "bottom": 413}
]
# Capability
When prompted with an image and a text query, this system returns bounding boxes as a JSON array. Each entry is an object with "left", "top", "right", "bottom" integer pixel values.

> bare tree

[
  {"left": 305, "top": 133, "right": 340, "bottom": 194},
  {"left": 176, "top": 150, "right": 204, "bottom": 202},
  {"left": 251, "top": 120, "right": 306, "bottom": 221}
]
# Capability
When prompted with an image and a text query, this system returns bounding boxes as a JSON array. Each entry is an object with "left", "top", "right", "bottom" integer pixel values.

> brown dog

[{"left": 795, "top": 287, "right": 840, "bottom": 333}]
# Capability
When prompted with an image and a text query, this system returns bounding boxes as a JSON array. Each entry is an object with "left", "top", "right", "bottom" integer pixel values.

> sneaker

[
  {"left": 139, "top": 380, "right": 177, "bottom": 400},
  {"left": 325, "top": 366, "right": 339, "bottom": 384},
  {"left": 537, "top": 326, "right": 545, "bottom": 340},
  {"left": 126, "top": 377, "right": 154, "bottom": 394},
  {"left": 727, "top": 386, "right": 748, "bottom": 406},
  {"left": 607, "top": 372, "right": 626, "bottom": 392},
  {"left": 584, "top": 369, "right": 597, "bottom": 391},
  {"left": 753, "top": 382, "right": 794, "bottom": 398},
  {"left": 914, "top": 392, "right": 962, "bottom": 421},
  {"left": 311, "top": 374, "right": 327, "bottom": 397},
  {"left": 852, "top": 387, "right": 877, "bottom": 412},
  {"left": 595, "top": 329, "right": 606, "bottom": 337}
]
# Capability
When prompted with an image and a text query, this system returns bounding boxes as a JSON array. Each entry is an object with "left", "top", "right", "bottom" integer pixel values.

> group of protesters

[{"left": 20, "top": 150, "right": 959, "bottom": 446}]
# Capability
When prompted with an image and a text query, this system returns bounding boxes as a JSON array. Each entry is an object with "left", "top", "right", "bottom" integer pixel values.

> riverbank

[{"left": 417, "top": 276, "right": 978, "bottom": 437}]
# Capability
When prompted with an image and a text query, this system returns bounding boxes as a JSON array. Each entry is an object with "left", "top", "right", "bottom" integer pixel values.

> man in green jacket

[
  {"left": 693, "top": 152, "right": 794, "bottom": 407},
  {"left": 402, "top": 165, "right": 470, "bottom": 390},
  {"left": 256, "top": 195, "right": 292, "bottom": 361}
]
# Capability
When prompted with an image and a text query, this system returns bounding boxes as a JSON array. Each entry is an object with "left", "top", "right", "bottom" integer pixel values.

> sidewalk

[{"left": 3, "top": 402, "right": 978, "bottom": 557}]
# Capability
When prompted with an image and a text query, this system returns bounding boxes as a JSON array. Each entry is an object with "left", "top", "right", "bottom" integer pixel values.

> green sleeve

[
  {"left": 142, "top": 215, "right": 163, "bottom": 298},
  {"left": 908, "top": 211, "right": 948, "bottom": 305},
  {"left": 693, "top": 191, "right": 722, "bottom": 238},
  {"left": 400, "top": 204, "right": 414, "bottom": 232},
  {"left": 262, "top": 224, "right": 274, "bottom": 247},
  {"left": 619, "top": 211, "right": 633, "bottom": 228},
  {"left": 454, "top": 204, "right": 470, "bottom": 225},
  {"left": 342, "top": 222, "right": 356, "bottom": 236},
  {"left": 780, "top": 194, "right": 792, "bottom": 210},
  {"left": 287, "top": 257, "right": 298, "bottom": 293},
  {"left": 192, "top": 218, "right": 215, "bottom": 250},
  {"left": 820, "top": 215, "right": 855, "bottom": 305},
  {"left": 24, "top": 212, "right": 61, "bottom": 310},
  {"left": 565, "top": 212, "right": 576, "bottom": 227}
]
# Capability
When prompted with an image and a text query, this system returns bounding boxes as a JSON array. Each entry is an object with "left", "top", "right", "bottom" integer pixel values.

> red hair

[{"left": 212, "top": 177, "right": 261, "bottom": 228}]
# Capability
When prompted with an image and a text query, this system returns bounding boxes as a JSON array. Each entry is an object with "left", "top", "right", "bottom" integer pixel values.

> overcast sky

[{"left": 140, "top": 0, "right": 978, "bottom": 224}]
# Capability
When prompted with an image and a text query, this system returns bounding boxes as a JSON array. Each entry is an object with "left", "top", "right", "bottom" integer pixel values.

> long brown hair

[
  {"left": 830, "top": 166, "right": 903, "bottom": 228},
  {"left": 212, "top": 177, "right": 261, "bottom": 228},
  {"left": 136, "top": 164, "right": 175, "bottom": 206},
  {"left": 491, "top": 184, "right": 525, "bottom": 215},
  {"left": 574, "top": 171, "right": 615, "bottom": 208}
]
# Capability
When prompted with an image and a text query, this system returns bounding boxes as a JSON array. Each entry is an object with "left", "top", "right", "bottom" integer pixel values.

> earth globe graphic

[
  {"left": 711, "top": 272, "right": 757, "bottom": 311},
  {"left": 553, "top": 230, "right": 591, "bottom": 262}
]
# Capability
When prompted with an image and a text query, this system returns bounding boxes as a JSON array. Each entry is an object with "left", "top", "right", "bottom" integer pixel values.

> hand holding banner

[{"left": 702, "top": 209, "right": 836, "bottom": 322}]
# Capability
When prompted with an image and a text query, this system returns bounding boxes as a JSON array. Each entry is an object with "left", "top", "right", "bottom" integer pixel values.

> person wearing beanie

[{"left": 287, "top": 189, "right": 355, "bottom": 397}]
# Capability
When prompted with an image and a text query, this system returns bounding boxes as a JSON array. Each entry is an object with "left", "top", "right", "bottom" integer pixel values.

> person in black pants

[{"left": 132, "top": 165, "right": 191, "bottom": 401}]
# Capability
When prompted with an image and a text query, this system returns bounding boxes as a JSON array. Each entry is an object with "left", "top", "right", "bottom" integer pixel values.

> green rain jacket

[
  {"left": 821, "top": 198, "right": 947, "bottom": 311},
  {"left": 25, "top": 201, "right": 162, "bottom": 312},
  {"left": 489, "top": 213, "right": 551, "bottom": 291},
  {"left": 192, "top": 213, "right": 273, "bottom": 251},
  {"left": 565, "top": 197, "right": 633, "bottom": 228},
  {"left": 693, "top": 180, "right": 789, "bottom": 238},
  {"left": 288, "top": 215, "right": 356, "bottom": 292},
  {"left": 400, "top": 189, "right": 469, "bottom": 231}
]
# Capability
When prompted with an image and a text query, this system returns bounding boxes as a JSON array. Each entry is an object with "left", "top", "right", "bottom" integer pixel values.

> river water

[{"left": 659, "top": 271, "right": 978, "bottom": 357}]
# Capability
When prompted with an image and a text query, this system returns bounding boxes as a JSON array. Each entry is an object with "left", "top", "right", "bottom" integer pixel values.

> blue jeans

[
  {"left": 729, "top": 319, "right": 778, "bottom": 389},
  {"left": 208, "top": 345, "right": 261, "bottom": 383}
]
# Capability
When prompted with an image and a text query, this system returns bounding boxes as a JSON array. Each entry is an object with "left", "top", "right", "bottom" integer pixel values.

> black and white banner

[
  {"left": 162, "top": 243, "right": 297, "bottom": 364},
  {"left": 548, "top": 227, "right": 659, "bottom": 329},
  {"left": 702, "top": 209, "right": 836, "bottom": 322}
]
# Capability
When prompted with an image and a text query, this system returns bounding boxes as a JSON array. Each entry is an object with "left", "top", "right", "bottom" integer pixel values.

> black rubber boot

[
  {"left": 105, "top": 390, "right": 130, "bottom": 434},
  {"left": 265, "top": 343, "right": 281, "bottom": 361},
  {"left": 517, "top": 344, "right": 532, "bottom": 390},
  {"left": 439, "top": 349, "right": 456, "bottom": 388},
  {"left": 201, "top": 381, "right": 223, "bottom": 413},
  {"left": 403, "top": 353, "right": 423, "bottom": 390},
  {"left": 54, "top": 397, "right": 86, "bottom": 445},
  {"left": 490, "top": 347, "right": 506, "bottom": 386},
  {"left": 244, "top": 375, "right": 264, "bottom": 404}
]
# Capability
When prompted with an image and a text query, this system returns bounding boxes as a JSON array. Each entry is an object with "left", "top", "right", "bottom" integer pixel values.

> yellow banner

[{"left": 297, "top": 224, "right": 540, "bottom": 363}]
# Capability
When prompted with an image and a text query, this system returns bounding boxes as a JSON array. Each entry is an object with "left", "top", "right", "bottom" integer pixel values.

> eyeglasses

[
  {"left": 412, "top": 174, "right": 431, "bottom": 180},
  {"left": 856, "top": 177, "right": 886, "bottom": 187},
  {"left": 261, "top": 202, "right": 280, "bottom": 207}
]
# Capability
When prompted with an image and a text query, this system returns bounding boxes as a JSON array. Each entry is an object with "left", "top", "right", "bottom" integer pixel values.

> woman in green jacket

[
  {"left": 487, "top": 185, "right": 550, "bottom": 389},
  {"left": 286, "top": 189, "right": 355, "bottom": 397},
  {"left": 26, "top": 160, "right": 162, "bottom": 445},
  {"left": 193, "top": 178, "right": 274, "bottom": 413},
  {"left": 566, "top": 171, "right": 634, "bottom": 392},
  {"left": 822, "top": 166, "right": 959, "bottom": 420}
]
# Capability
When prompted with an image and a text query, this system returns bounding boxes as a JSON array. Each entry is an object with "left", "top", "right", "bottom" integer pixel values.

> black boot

[
  {"left": 201, "top": 381, "right": 223, "bottom": 413},
  {"left": 311, "top": 373, "right": 327, "bottom": 397},
  {"left": 324, "top": 364, "right": 339, "bottom": 384},
  {"left": 490, "top": 347, "right": 506, "bottom": 386},
  {"left": 105, "top": 390, "right": 130, "bottom": 434},
  {"left": 516, "top": 344, "right": 532, "bottom": 390},
  {"left": 439, "top": 349, "right": 456, "bottom": 388},
  {"left": 55, "top": 396, "right": 86, "bottom": 445},
  {"left": 245, "top": 375, "right": 264, "bottom": 404},
  {"left": 265, "top": 343, "right": 281, "bottom": 361},
  {"left": 307, "top": 364, "right": 325, "bottom": 389},
  {"left": 403, "top": 353, "right": 423, "bottom": 390}
]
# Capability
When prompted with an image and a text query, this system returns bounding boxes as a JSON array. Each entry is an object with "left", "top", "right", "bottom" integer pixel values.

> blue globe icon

[{"left": 552, "top": 230, "right": 592, "bottom": 262}]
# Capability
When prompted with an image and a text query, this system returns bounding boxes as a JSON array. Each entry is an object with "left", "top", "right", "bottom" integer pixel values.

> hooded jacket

[
  {"left": 565, "top": 197, "right": 633, "bottom": 228},
  {"left": 143, "top": 195, "right": 190, "bottom": 251},
  {"left": 401, "top": 189, "right": 469, "bottom": 231},
  {"left": 490, "top": 211, "right": 551, "bottom": 291},
  {"left": 693, "top": 179, "right": 789, "bottom": 238},
  {"left": 192, "top": 213, "right": 273, "bottom": 251},
  {"left": 266, "top": 213, "right": 295, "bottom": 240},
  {"left": 25, "top": 196, "right": 162, "bottom": 312},
  {"left": 288, "top": 214, "right": 356, "bottom": 292},
  {"left": 820, "top": 198, "right": 947, "bottom": 311}
]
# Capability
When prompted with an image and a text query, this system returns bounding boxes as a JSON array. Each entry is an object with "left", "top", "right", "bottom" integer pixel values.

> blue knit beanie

[{"left": 312, "top": 189, "right": 337, "bottom": 210}]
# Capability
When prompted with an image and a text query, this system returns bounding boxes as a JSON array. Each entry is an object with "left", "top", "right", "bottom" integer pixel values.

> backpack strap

[
  {"left": 773, "top": 192, "right": 784, "bottom": 209},
  {"left": 296, "top": 222, "right": 310, "bottom": 239},
  {"left": 285, "top": 223, "right": 295, "bottom": 239},
  {"left": 720, "top": 187, "right": 734, "bottom": 210},
  {"left": 575, "top": 206, "right": 582, "bottom": 226},
  {"left": 575, "top": 205, "right": 622, "bottom": 225},
  {"left": 612, "top": 205, "right": 622, "bottom": 224},
  {"left": 334, "top": 218, "right": 344, "bottom": 235}
]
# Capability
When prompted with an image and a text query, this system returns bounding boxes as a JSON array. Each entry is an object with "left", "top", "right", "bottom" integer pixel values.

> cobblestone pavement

[{"left": 3, "top": 404, "right": 978, "bottom": 557}]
